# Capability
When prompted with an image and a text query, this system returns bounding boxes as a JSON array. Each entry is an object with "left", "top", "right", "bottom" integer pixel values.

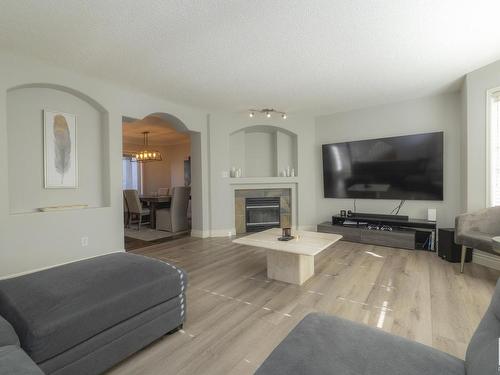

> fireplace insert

[{"left": 245, "top": 197, "right": 281, "bottom": 232}]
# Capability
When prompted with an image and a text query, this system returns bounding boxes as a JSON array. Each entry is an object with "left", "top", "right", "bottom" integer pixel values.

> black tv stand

[{"left": 317, "top": 214, "right": 437, "bottom": 251}]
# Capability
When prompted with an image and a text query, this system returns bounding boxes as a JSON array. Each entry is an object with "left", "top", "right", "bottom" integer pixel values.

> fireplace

[
  {"left": 235, "top": 188, "right": 291, "bottom": 234},
  {"left": 245, "top": 197, "right": 281, "bottom": 232}
]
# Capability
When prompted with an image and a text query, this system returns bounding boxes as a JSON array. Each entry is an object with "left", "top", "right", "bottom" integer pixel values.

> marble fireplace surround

[{"left": 234, "top": 186, "right": 294, "bottom": 234}]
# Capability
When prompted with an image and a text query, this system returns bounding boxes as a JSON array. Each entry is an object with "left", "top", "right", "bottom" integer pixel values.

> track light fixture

[{"left": 248, "top": 108, "right": 287, "bottom": 120}]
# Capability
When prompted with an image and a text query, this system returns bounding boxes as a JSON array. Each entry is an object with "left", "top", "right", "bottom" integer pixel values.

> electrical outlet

[{"left": 81, "top": 236, "right": 89, "bottom": 247}]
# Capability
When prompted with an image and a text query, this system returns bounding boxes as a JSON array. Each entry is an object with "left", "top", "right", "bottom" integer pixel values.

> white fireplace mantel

[{"left": 228, "top": 177, "right": 298, "bottom": 185}]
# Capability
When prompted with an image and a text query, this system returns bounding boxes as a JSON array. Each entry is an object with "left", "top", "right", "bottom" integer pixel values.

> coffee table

[{"left": 233, "top": 228, "right": 342, "bottom": 285}]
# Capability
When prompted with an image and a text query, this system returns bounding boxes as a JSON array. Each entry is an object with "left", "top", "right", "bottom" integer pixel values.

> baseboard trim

[
  {"left": 473, "top": 249, "right": 500, "bottom": 270},
  {"left": 190, "top": 229, "right": 210, "bottom": 238},
  {"left": 210, "top": 229, "right": 236, "bottom": 237},
  {"left": 298, "top": 225, "right": 317, "bottom": 231}
]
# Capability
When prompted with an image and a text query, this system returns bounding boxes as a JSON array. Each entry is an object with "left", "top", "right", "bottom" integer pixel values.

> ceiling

[
  {"left": 123, "top": 116, "right": 190, "bottom": 146},
  {"left": 1, "top": 1, "right": 500, "bottom": 114}
]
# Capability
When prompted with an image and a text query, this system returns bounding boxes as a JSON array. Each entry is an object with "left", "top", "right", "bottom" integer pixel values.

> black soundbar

[{"left": 349, "top": 212, "right": 409, "bottom": 221}]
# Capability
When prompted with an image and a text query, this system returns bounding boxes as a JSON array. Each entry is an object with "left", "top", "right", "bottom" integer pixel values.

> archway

[{"left": 121, "top": 113, "right": 202, "bottom": 248}]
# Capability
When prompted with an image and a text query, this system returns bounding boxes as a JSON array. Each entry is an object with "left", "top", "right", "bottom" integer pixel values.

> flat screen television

[{"left": 322, "top": 132, "right": 443, "bottom": 200}]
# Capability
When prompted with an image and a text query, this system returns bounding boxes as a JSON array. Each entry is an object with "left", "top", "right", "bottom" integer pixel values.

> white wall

[
  {"left": 315, "top": 92, "right": 463, "bottom": 227},
  {"left": 464, "top": 60, "right": 500, "bottom": 211},
  {"left": 7, "top": 86, "right": 108, "bottom": 214},
  {"left": 0, "top": 51, "right": 209, "bottom": 277},
  {"left": 208, "top": 113, "right": 317, "bottom": 235},
  {"left": 244, "top": 131, "right": 276, "bottom": 177}
]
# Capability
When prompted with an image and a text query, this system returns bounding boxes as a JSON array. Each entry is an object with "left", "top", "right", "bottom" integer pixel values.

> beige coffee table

[{"left": 233, "top": 228, "right": 342, "bottom": 285}]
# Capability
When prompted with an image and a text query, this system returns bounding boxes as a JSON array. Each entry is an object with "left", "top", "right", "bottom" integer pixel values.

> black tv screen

[{"left": 322, "top": 132, "right": 443, "bottom": 200}]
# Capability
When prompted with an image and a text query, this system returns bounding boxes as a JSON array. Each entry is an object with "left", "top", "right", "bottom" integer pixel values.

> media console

[{"left": 317, "top": 214, "right": 437, "bottom": 251}]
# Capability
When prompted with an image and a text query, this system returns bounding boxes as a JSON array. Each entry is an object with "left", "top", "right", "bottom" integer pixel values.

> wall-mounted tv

[{"left": 322, "top": 132, "right": 443, "bottom": 200}]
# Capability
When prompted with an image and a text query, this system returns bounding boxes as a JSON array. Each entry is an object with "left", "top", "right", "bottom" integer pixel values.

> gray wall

[
  {"left": 0, "top": 51, "right": 209, "bottom": 277},
  {"left": 315, "top": 92, "right": 463, "bottom": 227},
  {"left": 7, "top": 87, "right": 108, "bottom": 214},
  {"left": 208, "top": 113, "right": 317, "bottom": 235}
]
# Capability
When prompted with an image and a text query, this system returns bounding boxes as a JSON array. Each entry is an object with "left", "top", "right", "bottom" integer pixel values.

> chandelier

[
  {"left": 248, "top": 108, "right": 287, "bottom": 119},
  {"left": 134, "top": 131, "right": 162, "bottom": 162}
]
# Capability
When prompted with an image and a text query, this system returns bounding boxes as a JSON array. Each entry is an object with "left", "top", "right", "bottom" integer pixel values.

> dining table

[{"left": 139, "top": 195, "right": 171, "bottom": 229}]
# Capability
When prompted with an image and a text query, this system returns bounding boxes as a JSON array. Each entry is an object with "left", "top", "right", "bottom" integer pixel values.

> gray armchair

[
  {"left": 455, "top": 206, "right": 500, "bottom": 272},
  {"left": 156, "top": 186, "right": 189, "bottom": 233}
]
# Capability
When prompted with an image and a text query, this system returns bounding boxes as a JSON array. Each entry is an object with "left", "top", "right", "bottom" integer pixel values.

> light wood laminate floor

[{"left": 107, "top": 236, "right": 500, "bottom": 375}]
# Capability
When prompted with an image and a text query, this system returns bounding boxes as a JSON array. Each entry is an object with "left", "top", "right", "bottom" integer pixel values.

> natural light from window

[
  {"left": 489, "top": 90, "right": 500, "bottom": 206},
  {"left": 122, "top": 156, "right": 142, "bottom": 193}
]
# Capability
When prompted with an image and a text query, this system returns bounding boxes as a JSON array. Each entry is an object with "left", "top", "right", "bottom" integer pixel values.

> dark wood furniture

[
  {"left": 318, "top": 214, "right": 437, "bottom": 251},
  {"left": 438, "top": 228, "right": 472, "bottom": 263},
  {"left": 139, "top": 195, "right": 171, "bottom": 229}
]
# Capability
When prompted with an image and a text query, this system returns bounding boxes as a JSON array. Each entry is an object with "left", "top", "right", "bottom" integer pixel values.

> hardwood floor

[
  {"left": 108, "top": 236, "right": 500, "bottom": 375},
  {"left": 124, "top": 233, "right": 189, "bottom": 251}
]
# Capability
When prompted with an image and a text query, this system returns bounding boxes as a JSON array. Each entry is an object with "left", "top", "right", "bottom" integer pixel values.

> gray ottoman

[
  {"left": 0, "top": 252, "right": 187, "bottom": 375},
  {"left": 0, "top": 315, "right": 43, "bottom": 375}
]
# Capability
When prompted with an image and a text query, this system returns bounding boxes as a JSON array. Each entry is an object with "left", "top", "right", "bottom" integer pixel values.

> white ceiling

[
  {"left": 123, "top": 116, "right": 190, "bottom": 146},
  {"left": 1, "top": 1, "right": 500, "bottom": 114}
]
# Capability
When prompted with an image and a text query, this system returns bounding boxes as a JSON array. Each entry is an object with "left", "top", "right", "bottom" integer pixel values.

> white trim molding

[
  {"left": 210, "top": 229, "right": 236, "bottom": 237},
  {"left": 473, "top": 249, "right": 500, "bottom": 271},
  {"left": 191, "top": 229, "right": 210, "bottom": 238},
  {"left": 298, "top": 225, "right": 317, "bottom": 231},
  {"left": 485, "top": 86, "right": 500, "bottom": 207}
]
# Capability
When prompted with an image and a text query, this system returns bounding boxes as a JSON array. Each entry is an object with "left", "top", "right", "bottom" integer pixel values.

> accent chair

[{"left": 455, "top": 206, "right": 500, "bottom": 272}]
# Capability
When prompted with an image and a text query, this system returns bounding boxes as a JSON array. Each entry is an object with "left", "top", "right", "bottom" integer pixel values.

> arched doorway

[{"left": 122, "top": 113, "right": 202, "bottom": 249}]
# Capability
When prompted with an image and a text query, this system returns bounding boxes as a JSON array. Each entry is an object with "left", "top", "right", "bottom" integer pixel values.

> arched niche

[
  {"left": 229, "top": 125, "right": 298, "bottom": 177},
  {"left": 6, "top": 83, "right": 110, "bottom": 214}
]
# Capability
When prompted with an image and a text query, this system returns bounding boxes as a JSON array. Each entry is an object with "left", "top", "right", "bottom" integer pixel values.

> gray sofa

[
  {"left": 455, "top": 206, "right": 500, "bottom": 272},
  {"left": 256, "top": 279, "right": 500, "bottom": 375},
  {"left": 0, "top": 315, "right": 43, "bottom": 374},
  {"left": 0, "top": 252, "right": 187, "bottom": 375}
]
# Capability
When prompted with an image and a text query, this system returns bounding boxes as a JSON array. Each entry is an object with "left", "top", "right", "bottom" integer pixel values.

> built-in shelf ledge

[
  {"left": 9, "top": 206, "right": 108, "bottom": 216},
  {"left": 228, "top": 177, "right": 298, "bottom": 185}
]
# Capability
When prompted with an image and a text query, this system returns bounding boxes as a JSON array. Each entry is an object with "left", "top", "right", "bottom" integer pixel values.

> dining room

[{"left": 122, "top": 115, "right": 192, "bottom": 250}]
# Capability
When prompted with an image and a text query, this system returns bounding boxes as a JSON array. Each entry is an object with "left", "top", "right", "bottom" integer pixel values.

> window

[
  {"left": 122, "top": 156, "right": 142, "bottom": 193},
  {"left": 488, "top": 90, "right": 500, "bottom": 206}
]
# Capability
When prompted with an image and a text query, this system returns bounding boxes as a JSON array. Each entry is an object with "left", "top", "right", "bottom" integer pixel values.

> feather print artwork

[{"left": 53, "top": 114, "right": 72, "bottom": 184}]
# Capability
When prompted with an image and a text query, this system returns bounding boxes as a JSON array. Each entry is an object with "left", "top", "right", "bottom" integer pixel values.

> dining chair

[
  {"left": 123, "top": 194, "right": 129, "bottom": 227},
  {"left": 123, "top": 189, "right": 150, "bottom": 230},
  {"left": 156, "top": 186, "right": 189, "bottom": 233},
  {"left": 158, "top": 187, "right": 169, "bottom": 196}
]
